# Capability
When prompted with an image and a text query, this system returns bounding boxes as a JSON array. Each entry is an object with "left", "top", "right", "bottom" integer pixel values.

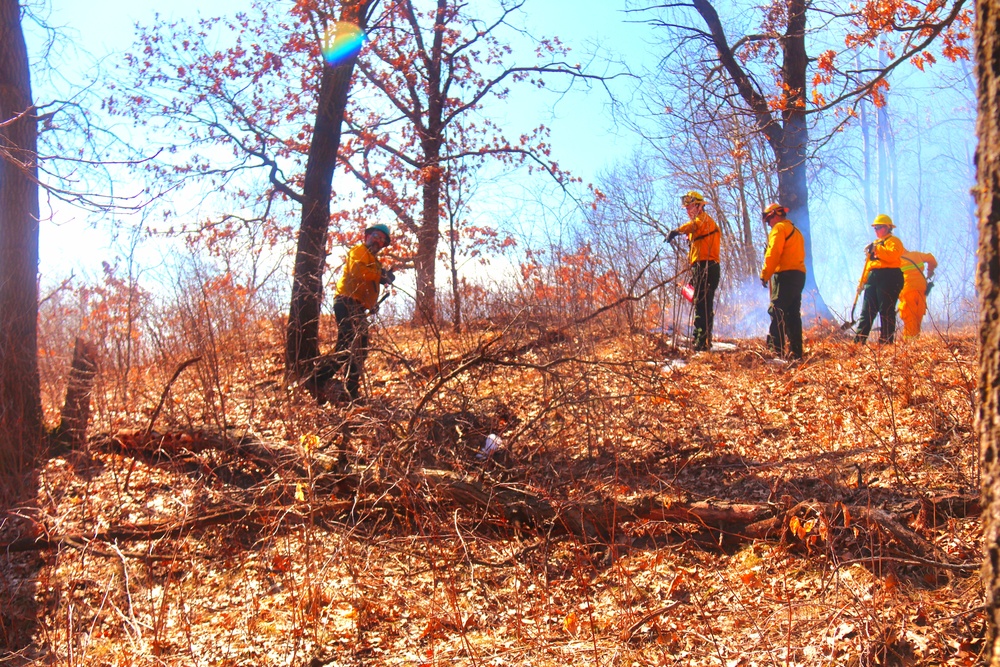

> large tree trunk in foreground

[
  {"left": 977, "top": 0, "right": 1000, "bottom": 661},
  {"left": 0, "top": 0, "right": 42, "bottom": 484},
  {"left": 285, "top": 0, "right": 375, "bottom": 377}
]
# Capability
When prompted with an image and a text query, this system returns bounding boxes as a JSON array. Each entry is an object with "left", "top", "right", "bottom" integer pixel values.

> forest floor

[{"left": 0, "top": 319, "right": 985, "bottom": 666}]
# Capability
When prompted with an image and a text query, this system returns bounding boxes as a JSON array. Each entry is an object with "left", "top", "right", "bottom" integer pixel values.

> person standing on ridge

[
  {"left": 666, "top": 191, "right": 720, "bottom": 352},
  {"left": 854, "top": 214, "right": 905, "bottom": 345},
  {"left": 319, "top": 224, "right": 395, "bottom": 402},
  {"left": 759, "top": 203, "right": 806, "bottom": 360},
  {"left": 897, "top": 248, "right": 938, "bottom": 338}
]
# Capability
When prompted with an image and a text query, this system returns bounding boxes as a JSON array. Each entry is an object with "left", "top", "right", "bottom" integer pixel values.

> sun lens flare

[{"left": 322, "top": 21, "right": 365, "bottom": 66}]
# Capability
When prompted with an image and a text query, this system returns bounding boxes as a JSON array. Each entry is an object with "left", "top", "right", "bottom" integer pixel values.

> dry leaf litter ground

[{"left": 0, "top": 319, "right": 983, "bottom": 666}]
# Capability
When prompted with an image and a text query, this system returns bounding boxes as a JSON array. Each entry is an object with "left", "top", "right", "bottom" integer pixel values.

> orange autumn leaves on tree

[
  {"left": 740, "top": 0, "right": 971, "bottom": 111},
  {"left": 117, "top": 0, "right": 599, "bottom": 327},
  {"left": 520, "top": 245, "right": 626, "bottom": 319},
  {"left": 818, "top": 0, "right": 972, "bottom": 108},
  {"left": 111, "top": 2, "right": 324, "bottom": 241},
  {"left": 339, "top": 0, "right": 596, "bottom": 323}
]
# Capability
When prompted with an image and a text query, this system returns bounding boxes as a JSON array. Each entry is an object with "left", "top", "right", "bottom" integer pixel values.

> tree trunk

[
  {"left": 0, "top": 0, "right": 42, "bottom": 482},
  {"left": 692, "top": 0, "right": 832, "bottom": 321},
  {"left": 732, "top": 148, "right": 758, "bottom": 277},
  {"left": 858, "top": 53, "right": 876, "bottom": 224},
  {"left": 777, "top": 0, "right": 831, "bottom": 320},
  {"left": 876, "top": 45, "right": 898, "bottom": 219},
  {"left": 410, "top": 0, "right": 447, "bottom": 326},
  {"left": 414, "top": 160, "right": 441, "bottom": 325},
  {"left": 285, "top": 0, "right": 374, "bottom": 377},
  {"left": 775, "top": 118, "right": 829, "bottom": 319},
  {"left": 449, "top": 221, "right": 462, "bottom": 332},
  {"left": 977, "top": 0, "right": 1000, "bottom": 660},
  {"left": 55, "top": 338, "right": 98, "bottom": 448}
]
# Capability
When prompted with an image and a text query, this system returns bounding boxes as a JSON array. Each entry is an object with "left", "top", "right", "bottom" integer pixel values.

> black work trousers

[
  {"left": 854, "top": 267, "right": 904, "bottom": 344},
  {"left": 767, "top": 270, "right": 805, "bottom": 359},
  {"left": 331, "top": 296, "right": 370, "bottom": 399},
  {"left": 691, "top": 260, "right": 720, "bottom": 351}
]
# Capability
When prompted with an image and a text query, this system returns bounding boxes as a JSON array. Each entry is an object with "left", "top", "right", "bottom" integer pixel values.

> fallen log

[
  {"left": 421, "top": 469, "right": 777, "bottom": 540},
  {"left": 11, "top": 457, "right": 975, "bottom": 571},
  {"left": 421, "top": 471, "right": 969, "bottom": 568},
  {"left": 0, "top": 501, "right": 359, "bottom": 554}
]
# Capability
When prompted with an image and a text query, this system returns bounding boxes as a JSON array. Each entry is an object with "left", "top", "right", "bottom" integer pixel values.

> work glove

[
  {"left": 865, "top": 243, "right": 877, "bottom": 261},
  {"left": 379, "top": 268, "right": 396, "bottom": 285},
  {"left": 666, "top": 230, "right": 680, "bottom": 243},
  {"left": 761, "top": 278, "right": 768, "bottom": 288}
]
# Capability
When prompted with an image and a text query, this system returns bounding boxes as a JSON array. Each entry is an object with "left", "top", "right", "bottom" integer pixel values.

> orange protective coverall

[{"left": 897, "top": 251, "right": 937, "bottom": 338}]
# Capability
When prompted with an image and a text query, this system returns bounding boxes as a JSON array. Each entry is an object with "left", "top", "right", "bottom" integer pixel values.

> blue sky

[
  {"left": 24, "top": 0, "right": 979, "bottom": 327},
  {"left": 27, "top": 0, "right": 653, "bottom": 281}
]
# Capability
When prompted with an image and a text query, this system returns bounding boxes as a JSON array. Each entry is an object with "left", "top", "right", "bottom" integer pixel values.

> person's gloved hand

[
  {"left": 666, "top": 230, "right": 680, "bottom": 243},
  {"left": 380, "top": 268, "right": 396, "bottom": 285},
  {"left": 760, "top": 278, "right": 768, "bottom": 288},
  {"left": 865, "top": 243, "right": 876, "bottom": 261}
]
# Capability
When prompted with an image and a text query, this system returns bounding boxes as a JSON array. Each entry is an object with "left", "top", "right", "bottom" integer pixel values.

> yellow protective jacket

[
  {"left": 900, "top": 250, "right": 937, "bottom": 293},
  {"left": 760, "top": 219, "right": 806, "bottom": 281},
  {"left": 675, "top": 212, "right": 720, "bottom": 264},
  {"left": 858, "top": 234, "right": 905, "bottom": 287},
  {"left": 335, "top": 243, "right": 383, "bottom": 311}
]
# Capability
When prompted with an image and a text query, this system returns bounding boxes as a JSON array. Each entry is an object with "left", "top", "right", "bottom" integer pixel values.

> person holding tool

[
  {"left": 854, "top": 214, "right": 905, "bottom": 345},
  {"left": 897, "top": 248, "right": 938, "bottom": 338},
  {"left": 316, "top": 224, "right": 395, "bottom": 403},
  {"left": 666, "top": 191, "right": 721, "bottom": 352},
  {"left": 759, "top": 203, "right": 806, "bottom": 360}
]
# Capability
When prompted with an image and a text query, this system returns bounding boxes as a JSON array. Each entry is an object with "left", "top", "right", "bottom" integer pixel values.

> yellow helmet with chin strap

[
  {"left": 872, "top": 214, "right": 895, "bottom": 229},
  {"left": 680, "top": 191, "right": 705, "bottom": 206}
]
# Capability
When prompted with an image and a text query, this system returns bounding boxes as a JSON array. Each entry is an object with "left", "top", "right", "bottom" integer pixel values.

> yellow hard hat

[
  {"left": 872, "top": 214, "right": 894, "bottom": 229},
  {"left": 681, "top": 191, "right": 705, "bottom": 206},
  {"left": 762, "top": 203, "right": 788, "bottom": 221}
]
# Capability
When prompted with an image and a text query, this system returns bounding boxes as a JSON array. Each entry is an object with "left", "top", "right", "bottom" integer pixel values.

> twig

[
  {"left": 109, "top": 542, "right": 143, "bottom": 640},
  {"left": 624, "top": 600, "right": 682, "bottom": 641},
  {"left": 124, "top": 356, "right": 202, "bottom": 493},
  {"left": 834, "top": 555, "right": 977, "bottom": 572},
  {"left": 0, "top": 504, "right": 350, "bottom": 553},
  {"left": 38, "top": 274, "right": 75, "bottom": 308},
  {"left": 144, "top": 357, "right": 202, "bottom": 441}
]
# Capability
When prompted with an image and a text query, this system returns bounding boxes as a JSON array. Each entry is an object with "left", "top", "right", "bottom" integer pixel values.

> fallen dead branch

[
  {"left": 420, "top": 470, "right": 974, "bottom": 566},
  {"left": 0, "top": 501, "right": 357, "bottom": 554},
  {"left": 24, "top": 447, "right": 977, "bottom": 569},
  {"left": 407, "top": 268, "right": 691, "bottom": 432}
]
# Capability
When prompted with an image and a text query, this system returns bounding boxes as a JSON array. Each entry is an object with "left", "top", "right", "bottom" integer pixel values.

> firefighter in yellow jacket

[
  {"left": 322, "top": 224, "right": 394, "bottom": 401},
  {"left": 897, "top": 249, "right": 938, "bottom": 338},
  {"left": 854, "top": 214, "right": 905, "bottom": 344},
  {"left": 666, "top": 191, "right": 720, "bottom": 351},
  {"left": 759, "top": 203, "right": 806, "bottom": 360}
]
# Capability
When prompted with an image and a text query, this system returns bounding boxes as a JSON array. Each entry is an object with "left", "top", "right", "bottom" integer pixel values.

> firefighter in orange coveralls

[
  {"left": 854, "top": 214, "right": 905, "bottom": 344},
  {"left": 666, "top": 191, "right": 721, "bottom": 351},
  {"left": 319, "top": 224, "right": 394, "bottom": 402},
  {"left": 897, "top": 249, "right": 937, "bottom": 338},
  {"left": 759, "top": 203, "right": 806, "bottom": 360}
]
